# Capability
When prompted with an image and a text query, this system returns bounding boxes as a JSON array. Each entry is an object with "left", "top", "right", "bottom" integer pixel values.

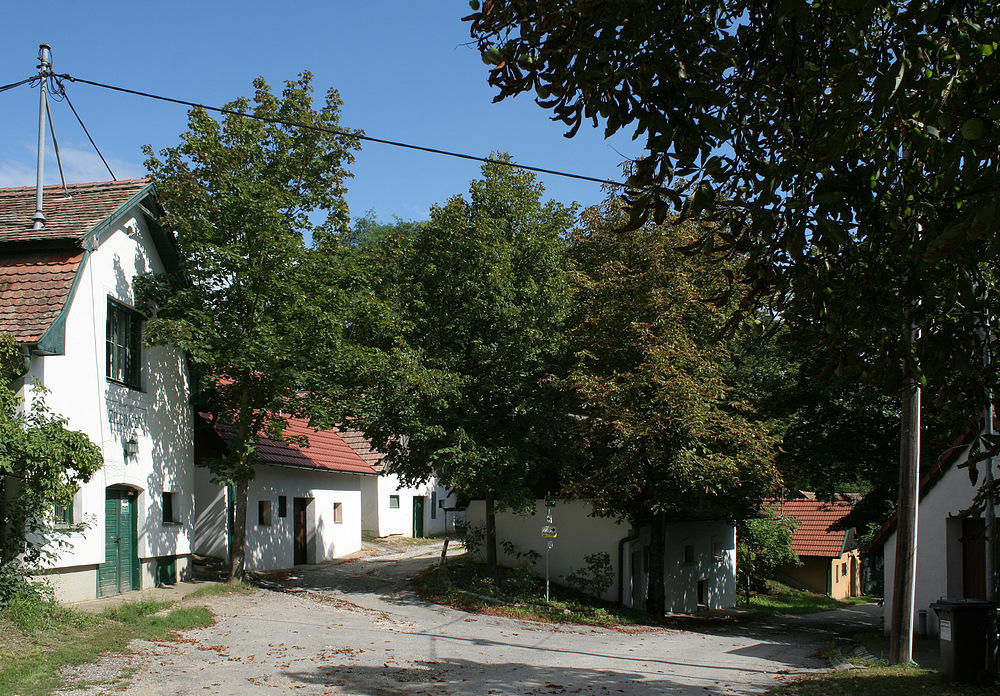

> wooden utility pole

[{"left": 889, "top": 319, "right": 921, "bottom": 665}]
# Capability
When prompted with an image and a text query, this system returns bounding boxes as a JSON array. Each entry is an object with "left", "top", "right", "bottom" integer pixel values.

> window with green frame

[
  {"left": 53, "top": 503, "right": 72, "bottom": 526},
  {"left": 106, "top": 298, "right": 142, "bottom": 389}
]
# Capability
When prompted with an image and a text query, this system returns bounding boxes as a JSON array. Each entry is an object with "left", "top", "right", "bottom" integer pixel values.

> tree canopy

[
  {"left": 467, "top": 0, "right": 1000, "bottom": 428},
  {"left": 351, "top": 157, "right": 576, "bottom": 565},
  {"left": 140, "top": 72, "right": 363, "bottom": 580},
  {"left": 562, "top": 199, "right": 778, "bottom": 616}
]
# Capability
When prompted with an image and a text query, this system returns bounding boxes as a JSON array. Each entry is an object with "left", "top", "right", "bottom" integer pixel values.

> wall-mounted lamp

[{"left": 124, "top": 436, "right": 139, "bottom": 459}]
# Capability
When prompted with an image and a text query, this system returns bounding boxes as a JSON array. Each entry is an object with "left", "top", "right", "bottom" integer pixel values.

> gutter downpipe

[
  {"left": 32, "top": 43, "right": 51, "bottom": 231},
  {"left": 618, "top": 522, "right": 647, "bottom": 607}
]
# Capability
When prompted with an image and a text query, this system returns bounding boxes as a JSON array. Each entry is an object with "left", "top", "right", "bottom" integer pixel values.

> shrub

[{"left": 563, "top": 551, "right": 615, "bottom": 598}]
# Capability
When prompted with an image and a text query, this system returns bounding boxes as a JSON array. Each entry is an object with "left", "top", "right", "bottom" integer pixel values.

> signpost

[{"left": 542, "top": 493, "right": 557, "bottom": 601}]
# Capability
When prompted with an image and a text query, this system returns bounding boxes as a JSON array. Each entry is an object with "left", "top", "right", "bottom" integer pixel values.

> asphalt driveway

[{"left": 58, "top": 541, "right": 883, "bottom": 696}]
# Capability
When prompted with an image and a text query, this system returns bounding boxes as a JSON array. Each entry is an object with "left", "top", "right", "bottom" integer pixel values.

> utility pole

[
  {"left": 32, "top": 43, "right": 51, "bottom": 231},
  {"left": 889, "top": 315, "right": 921, "bottom": 665}
]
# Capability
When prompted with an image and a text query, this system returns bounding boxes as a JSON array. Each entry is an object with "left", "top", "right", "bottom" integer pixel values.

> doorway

[
  {"left": 412, "top": 496, "right": 425, "bottom": 538},
  {"left": 98, "top": 486, "right": 140, "bottom": 596},
  {"left": 293, "top": 498, "right": 310, "bottom": 565}
]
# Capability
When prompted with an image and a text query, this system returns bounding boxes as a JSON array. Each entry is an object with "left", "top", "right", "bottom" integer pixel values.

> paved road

[{"left": 59, "top": 542, "right": 882, "bottom": 696}]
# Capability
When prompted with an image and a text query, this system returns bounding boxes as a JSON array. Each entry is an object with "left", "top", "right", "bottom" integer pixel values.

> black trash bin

[{"left": 929, "top": 599, "right": 996, "bottom": 682}]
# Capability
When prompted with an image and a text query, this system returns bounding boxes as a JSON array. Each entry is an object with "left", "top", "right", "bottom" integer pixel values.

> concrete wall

[
  {"left": 21, "top": 207, "right": 195, "bottom": 602},
  {"left": 883, "top": 440, "right": 997, "bottom": 636},
  {"left": 465, "top": 499, "right": 737, "bottom": 611}
]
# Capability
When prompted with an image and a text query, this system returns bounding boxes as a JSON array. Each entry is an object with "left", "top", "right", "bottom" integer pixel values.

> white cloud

[{"left": 0, "top": 143, "right": 144, "bottom": 189}]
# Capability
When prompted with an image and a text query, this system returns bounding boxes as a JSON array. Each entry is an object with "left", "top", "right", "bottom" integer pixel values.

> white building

[
  {"left": 0, "top": 180, "right": 195, "bottom": 602},
  {"left": 465, "top": 499, "right": 737, "bottom": 611},
  {"left": 193, "top": 415, "right": 378, "bottom": 571},
  {"left": 874, "top": 430, "right": 999, "bottom": 636},
  {"left": 340, "top": 429, "right": 462, "bottom": 538}
]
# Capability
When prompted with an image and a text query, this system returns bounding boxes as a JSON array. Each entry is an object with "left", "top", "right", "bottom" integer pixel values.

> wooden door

[
  {"left": 412, "top": 496, "right": 425, "bottom": 538},
  {"left": 98, "top": 486, "right": 139, "bottom": 596},
  {"left": 962, "top": 517, "right": 987, "bottom": 600},
  {"left": 293, "top": 498, "right": 309, "bottom": 565}
]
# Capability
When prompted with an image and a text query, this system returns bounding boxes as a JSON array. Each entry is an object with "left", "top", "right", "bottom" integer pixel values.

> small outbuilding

[
  {"left": 193, "top": 415, "right": 377, "bottom": 571},
  {"left": 770, "top": 493, "right": 862, "bottom": 599}
]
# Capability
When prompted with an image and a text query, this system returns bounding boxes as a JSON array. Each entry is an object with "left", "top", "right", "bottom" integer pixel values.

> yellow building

[{"left": 773, "top": 494, "right": 861, "bottom": 599}]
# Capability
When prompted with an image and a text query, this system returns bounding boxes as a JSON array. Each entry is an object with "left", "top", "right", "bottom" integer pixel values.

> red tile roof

[
  {"left": 206, "top": 415, "right": 378, "bottom": 476},
  {"left": 770, "top": 498, "right": 855, "bottom": 558},
  {"left": 339, "top": 427, "right": 388, "bottom": 471},
  {"left": 0, "top": 249, "right": 84, "bottom": 342},
  {"left": 0, "top": 179, "right": 151, "bottom": 244},
  {"left": 0, "top": 179, "right": 154, "bottom": 344}
]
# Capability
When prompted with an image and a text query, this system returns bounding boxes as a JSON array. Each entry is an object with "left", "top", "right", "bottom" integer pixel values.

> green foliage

[
  {"left": 560, "top": 199, "right": 779, "bottom": 616},
  {"left": 563, "top": 551, "right": 615, "bottom": 599},
  {"left": 467, "top": 0, "right": 1000, "bottom": 488},
  {"left": 737, "top": 510, "right": 800, "bottom": 603},
  {"left": 0, "top": 335, "right": 102, "bottom": 577},
  {"left": 141, "top": 73, "right": 365, "bottom": 580},
  {"left": 459, "top": 522, "right": 486, "bottom": 561},
  {"left": 352, "top": 156, "right": 577, "bottom": 515},
  {"left": 499, "top": 539, "right": 541, "bottom": 564},
  {"left": 0, "top": 597, "right": 212, "bottom": 696}
]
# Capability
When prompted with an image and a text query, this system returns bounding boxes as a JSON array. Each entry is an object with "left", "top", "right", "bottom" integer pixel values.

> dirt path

[{"left": 56, "top": 542, "right": 879, "bottom": 696}]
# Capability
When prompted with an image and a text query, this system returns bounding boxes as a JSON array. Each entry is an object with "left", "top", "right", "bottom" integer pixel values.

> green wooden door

[
  {"left": 99, "top": 487, "right": 139, "bottom": 596},
  {"left": 412, "top": 496, "right": 425, "bottom": 538}
]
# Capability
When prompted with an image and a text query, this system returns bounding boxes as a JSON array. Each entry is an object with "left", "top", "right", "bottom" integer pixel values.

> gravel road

[{"left": 56, "top": 541, "right": 881, "bottom": 696}]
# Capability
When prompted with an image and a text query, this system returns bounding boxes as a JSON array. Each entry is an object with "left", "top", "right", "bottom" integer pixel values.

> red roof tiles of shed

[
  {"left": 207, "top": 415, "right": 378, "bottom": 476},
  {"left": 771, "top": 498, "right": 854, "bottom": 558}
]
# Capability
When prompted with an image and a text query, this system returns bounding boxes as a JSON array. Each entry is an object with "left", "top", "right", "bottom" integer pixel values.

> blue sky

[{"left": 0, "top": 2, "right": 640, "bottom": 224}]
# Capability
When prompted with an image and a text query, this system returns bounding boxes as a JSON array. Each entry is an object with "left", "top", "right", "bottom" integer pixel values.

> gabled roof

[
  {"left": 770, "top": 497, "right": 856, "bottom": 558},
  {"left": 0, "top": 179, "right": 158, "bottom": 348},
  {"left": 0, "top": 179, "right": 151, "bottom": 244},
  {"left": 203, "top": 415, "right": 378, "bottom": 476}
]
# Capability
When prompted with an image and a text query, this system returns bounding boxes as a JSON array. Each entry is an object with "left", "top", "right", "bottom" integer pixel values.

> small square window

[
  {"left": 53, "top": 503, "right": 72, "bottom": 526},
  {"left": 258, "top": 500, "right": 273, "bottom": 526},
  {"left": 333, "top": 502, "right": 343, "bottom": 524},
  {"left": 389, "top": 495, "right": 400, "bottom": 509},
  {"left": 106, "top": 299, "right": 143, "bottom": 389},
  {"left": 278, "top": 496, "right": 287, "bottom": 518},
  {"left": 162, "top": 491, "right": 176, "bottom": 525}
]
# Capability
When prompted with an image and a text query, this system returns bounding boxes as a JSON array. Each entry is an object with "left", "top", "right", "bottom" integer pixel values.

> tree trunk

[
  {"left": 646, "top": 512, "right": 666, "bottom": 618},
  {"left": 485, "top": 491, "right": 497, "bottom": 572},
  {"left": 228, "top": 477, "right": 249, "bottom": 582}
]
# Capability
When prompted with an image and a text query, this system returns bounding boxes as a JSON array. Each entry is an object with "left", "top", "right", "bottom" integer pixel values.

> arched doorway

[{"left": 98, "top": 485, "right": 140, "bottom": 596}]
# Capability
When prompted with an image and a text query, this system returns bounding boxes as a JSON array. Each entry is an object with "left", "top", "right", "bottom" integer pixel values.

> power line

[
  {"left": 51, "top": 72, "right": 630, "bottom": 190},
  {"left": 0, "top": 76, "right": 35, "bottom": 93}
]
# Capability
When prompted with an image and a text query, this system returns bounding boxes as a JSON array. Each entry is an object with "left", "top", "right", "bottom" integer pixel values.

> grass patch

[
  {"left": 0, "top": 595, "right": 213, "bottom": 696},
  {"left": 417, "top": 557, "right": 653, "bottom": 627},
  {"left": 418, "top": 557, "right": 876, "bottom": 629},
  {"left": 745, "top": 580, "right": 869, "bottom": 617},
  {"left": 769, "top": 664, "right": 995, "bottom": 695}
]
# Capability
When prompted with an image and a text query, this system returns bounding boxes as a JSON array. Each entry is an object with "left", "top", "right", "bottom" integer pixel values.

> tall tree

[
  {"left": 139, "top": 73, "right": 361, "bottom": 581},
  {"left": 468, "top": 1, "right": 1000, "bottom": 659},
  {"left": 563, "top": 200, "right": 778, "bottom": 617},
  {"left": 353, "top": 156, "right": 576, "bottom": 568}
]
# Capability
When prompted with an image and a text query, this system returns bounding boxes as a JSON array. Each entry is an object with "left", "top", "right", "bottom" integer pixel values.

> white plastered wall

[
  {"left": 883, "top": 440, "right": 997, "bottom": 636},
  {"left": 465, "top": 499, "right": 737, "bottom": 610},
  {"left": 24, "top": 210, "right": 194, "bottom": 601}
]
